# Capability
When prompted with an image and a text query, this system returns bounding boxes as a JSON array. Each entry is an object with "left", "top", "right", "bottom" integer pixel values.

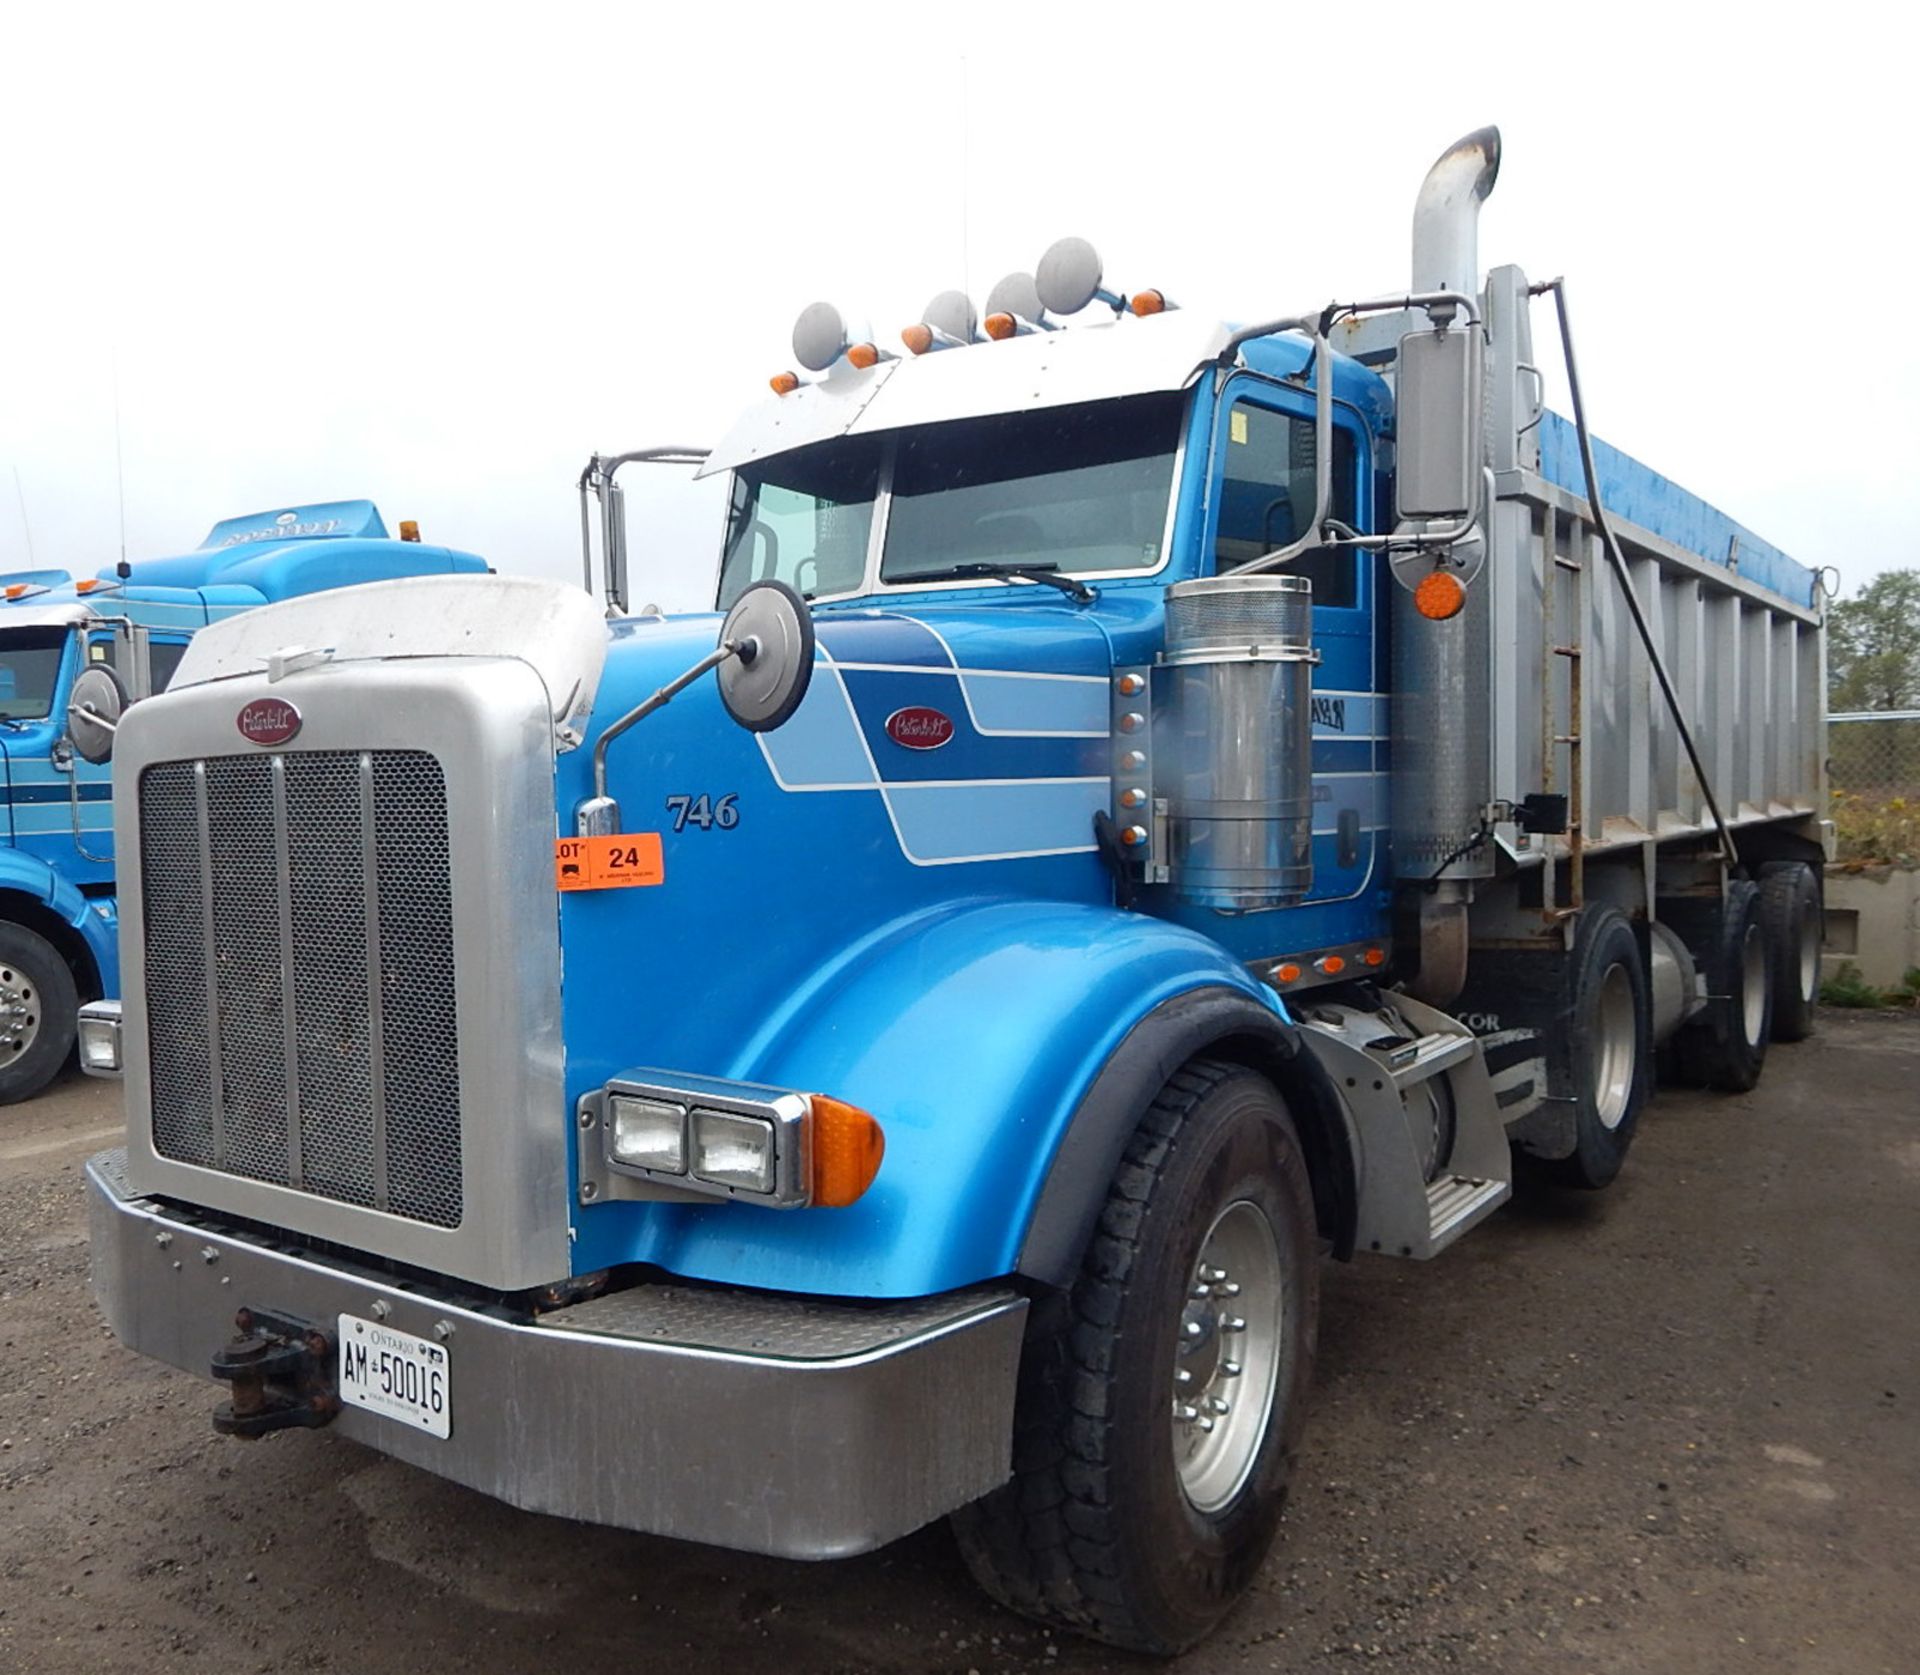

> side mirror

[
  {"left": 717, "top": 580, "right": 815, "bottom": 732},
  {"left": 67, "top": 665, "right": 129, "bottom": 765},
  {"left": 1394, "top": 326, "right": 1484, "bottom": 524}
]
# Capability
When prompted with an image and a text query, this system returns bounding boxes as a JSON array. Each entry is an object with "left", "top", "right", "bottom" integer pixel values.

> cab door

[{"left": 1207, "top": 383, "right": 1383, "bottom": 904}]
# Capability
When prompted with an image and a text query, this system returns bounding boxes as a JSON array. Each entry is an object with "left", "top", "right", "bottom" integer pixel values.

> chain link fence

[{"left": 1829, "top": 711, "right": 1920, "bottom": 866}]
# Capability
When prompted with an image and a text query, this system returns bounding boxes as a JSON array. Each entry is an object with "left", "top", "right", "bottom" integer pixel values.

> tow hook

[{"left": 210, "top": 1307, "right": 340, "bottom": 1439}]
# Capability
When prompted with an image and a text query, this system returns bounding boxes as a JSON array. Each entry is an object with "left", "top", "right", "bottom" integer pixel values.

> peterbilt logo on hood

[
  {"left": 884, "top": 706, "right": 955, "bottom": 750},
  {"left": 237, "top": 698, "right": 302, "bottom": 746}
]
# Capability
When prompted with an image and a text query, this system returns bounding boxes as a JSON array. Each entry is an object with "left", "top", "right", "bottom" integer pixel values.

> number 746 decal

[{"left": 665, "top": 793, "right": 739, "bottom": 833}]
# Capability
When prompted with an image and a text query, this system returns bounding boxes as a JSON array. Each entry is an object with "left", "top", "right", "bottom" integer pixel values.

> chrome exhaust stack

[{"left": 1411, "top": 126, "right": 1501, "bottom": 300}]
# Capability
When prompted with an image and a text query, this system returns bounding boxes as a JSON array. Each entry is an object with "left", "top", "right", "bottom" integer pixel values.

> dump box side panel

[{"left": 1482, "top": 421, "right": 1823, "bottom": 864}]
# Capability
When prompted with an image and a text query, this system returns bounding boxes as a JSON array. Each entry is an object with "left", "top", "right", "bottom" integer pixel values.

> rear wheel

[
  {"left": 0, "top": 922, "right": 77, "bottom": 1105},
  {"left": 951, "top": 1060, "right": 1318, "bottom": 1655},
  {"left": 1759, "top": 862, "right": 1821, "bottom": 1043},
  {"left": 1671, "top": 880, "right": 1773, "bottom": 1092},
  {"left": 1535, "top": 906, "right": 1650, "bottom": 1189}
]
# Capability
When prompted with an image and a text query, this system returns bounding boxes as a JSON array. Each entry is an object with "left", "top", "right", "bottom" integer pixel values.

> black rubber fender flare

[{"left": 1015, "top": 985, "right": 1360, "bottom": 1287}]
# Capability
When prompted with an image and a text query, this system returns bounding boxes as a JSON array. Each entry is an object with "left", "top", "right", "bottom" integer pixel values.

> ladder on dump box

[{"left": 1296, "top": 992, "right": 1511, "bottom": 1259}]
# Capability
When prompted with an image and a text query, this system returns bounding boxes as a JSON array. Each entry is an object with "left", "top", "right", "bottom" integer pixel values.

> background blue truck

[
  {"left": 83, "top": 130, "right": 1827, "bottom": 1654},
  {"left": 0, "top": 499, "right": 485, "bottom": 1101}
]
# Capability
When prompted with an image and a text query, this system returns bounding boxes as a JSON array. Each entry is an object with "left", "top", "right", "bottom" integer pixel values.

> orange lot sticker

[{"left": 554, "top": 833, "right": 664, "bottom": 891}]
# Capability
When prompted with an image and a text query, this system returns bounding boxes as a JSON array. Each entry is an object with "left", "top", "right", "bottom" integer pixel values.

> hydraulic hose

[{"left": 1540, "top": 280, "right": 1740, "bottom": 872}]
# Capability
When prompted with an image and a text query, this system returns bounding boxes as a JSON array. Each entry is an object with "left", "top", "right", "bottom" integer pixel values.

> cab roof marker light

[
  {"left": 769, "top": 370, "right": 804, "bottom": 396},
  {"left": 901, "top": 322, "right": 972, "bottom": 355},
  {"left": 1129, "top": 288, "right": 1176, "bottom": 317},
  {"left": 846, "top": 341, "right": 893, "bottom": 371}
]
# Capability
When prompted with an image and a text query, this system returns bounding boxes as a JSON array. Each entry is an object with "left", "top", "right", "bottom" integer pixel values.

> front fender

[
  {"left": 595, "top": 899, "right": 1289, "bottom": 1298},
  {"left": 0, "top": 849, "right": 118, "bottom": 994}
]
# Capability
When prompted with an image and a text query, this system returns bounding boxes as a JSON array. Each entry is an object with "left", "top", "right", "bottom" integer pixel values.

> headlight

[
  {"left": 77, "top": 1000, "right": 124, "bottom": 1078},
  {"left": 587, "top": 1071, "right": 884, "bottom": 1208},
  {"left": 609, "top": 1095, "right": 687, "bottom": 1174},
  {"left": 691, "top": 1109, "right": 776, "bottom": 1193}
]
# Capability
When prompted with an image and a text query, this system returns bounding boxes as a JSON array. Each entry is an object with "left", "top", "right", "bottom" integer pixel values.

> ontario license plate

[{"left": 337, "top": 1313, "right": 451, "bottom": 1438}]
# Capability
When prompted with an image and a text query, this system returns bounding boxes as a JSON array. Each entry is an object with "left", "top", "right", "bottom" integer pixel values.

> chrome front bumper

[{"left": 87, "top": 1151, "right": 1027, "bottom": 1559}]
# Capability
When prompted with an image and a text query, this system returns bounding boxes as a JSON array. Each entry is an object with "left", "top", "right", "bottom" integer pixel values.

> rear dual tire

[
  {"left": 1533, "top": 905, "right": 1651, "bottom": 1190},
  {"left": 1759, "top": 861, "right": 1821, "bottom": 1043},
  {"left": 1669, "top": 879, "right": 1773, "bottom": 1093}
]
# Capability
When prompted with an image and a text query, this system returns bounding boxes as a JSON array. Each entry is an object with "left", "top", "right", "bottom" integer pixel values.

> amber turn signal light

[
  {"left": 847, "top": 342, "right": 881, "bottom": 370},
  {"left": 769, "top": 370, "right": 801, "bottom": 396},
  {"left": 1413, "top": 569, "right": 1467, "bottom": 621},
  {"left": 983, "top": 312, "right": 1017, "bottom": 341},
  {"left": 901, "top": 323, "right": 935, "bottom": 355},
  {"left": 1129, "top": 289, "right": 1167, "bottom": 316},
  {"left": 809, "top": 1095, "right": 885, "bottom": 1208}
]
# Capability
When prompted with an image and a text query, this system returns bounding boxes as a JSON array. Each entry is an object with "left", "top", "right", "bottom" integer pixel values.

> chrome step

[
  {"left": 1369, "top": 1030, "right": 1477, "bottom": 1089},
  {"left": 1296, "top": 992, "right": 1514, "bottom": 1261},
  {"left": 1425, "top": 1173, "right": 1508, "bottom": 1245}
]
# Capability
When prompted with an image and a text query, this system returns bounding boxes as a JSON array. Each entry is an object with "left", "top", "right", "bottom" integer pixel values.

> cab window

[
  {"left": 717, "top": 436, "right": 882, "bottom": 607},
  {"left": 1213, "top": 400, "right": 1361, "bottom": 608}
]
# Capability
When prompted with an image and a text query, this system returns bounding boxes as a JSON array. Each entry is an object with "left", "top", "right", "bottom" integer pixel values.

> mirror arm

[
  {"left": 67, "top": 701, "right": 118, "bottom": 734},
  {"left": 579, "top": 640, "right": 744, "bottom": 835}
]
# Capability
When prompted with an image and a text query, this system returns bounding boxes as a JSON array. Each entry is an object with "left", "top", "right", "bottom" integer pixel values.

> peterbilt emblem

[
  {"left": 237, "top": 698, "right": 302, "bottom": 746},
  {"left": 885, "top": 706, "right": 955, "bottom": 750}
]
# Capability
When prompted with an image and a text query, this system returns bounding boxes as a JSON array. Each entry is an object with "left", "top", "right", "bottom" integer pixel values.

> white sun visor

[{"left": 699, "top": 310, "right": 1233, "bottom": 478}]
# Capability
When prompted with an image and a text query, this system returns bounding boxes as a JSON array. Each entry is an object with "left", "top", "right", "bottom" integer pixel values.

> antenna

[
  {"left": 111, "top": 347, "right": 127, "bottom": 568},
  {"left": 959, "top": 54, "right": 971, "bottom": 305},
  {"left": 11, "top": 467, "right": 32, "bottom": 565}
]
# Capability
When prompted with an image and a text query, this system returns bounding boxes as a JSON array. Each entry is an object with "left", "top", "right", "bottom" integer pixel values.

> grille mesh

[{"left": 140, "top": 750, "right": 463, "bottom": 1227}]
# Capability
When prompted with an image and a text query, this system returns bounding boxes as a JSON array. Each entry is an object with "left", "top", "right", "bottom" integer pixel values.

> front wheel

[
  {"left": 0, "top": 922, "right": 78, "bottom": 1105},
  {"left": 951, "top": 1060, "right": 1318, "bottom": 1655}
]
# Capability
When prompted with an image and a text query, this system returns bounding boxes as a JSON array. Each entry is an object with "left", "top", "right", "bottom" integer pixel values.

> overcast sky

[{"left": 2, "top": 2, "right": 1913, "bottom": 612}]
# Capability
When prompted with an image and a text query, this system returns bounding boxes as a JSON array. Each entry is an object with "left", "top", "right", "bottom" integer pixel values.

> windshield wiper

[{"left": 890, "top": 561, "right": 1095, "bottom": 604}]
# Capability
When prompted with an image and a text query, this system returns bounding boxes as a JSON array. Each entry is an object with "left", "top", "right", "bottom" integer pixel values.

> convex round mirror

[
  {"left": 922, "top": 288, "right": 978, "bottom": 343},
  {"left": 792, "top": 301, "right": 851, "bottom": 373},
  {"left": 1035, "top": 237, "right": 1104, "bottom": 317},
  {"left": 985, "top": 270, "right": 1044, "bottom": 325},
  {"left": 718, "top": 580, "right": 815, "bottom": 732},
  {"left": 68, "top": 665, "right": 129, "bottom": 765}
]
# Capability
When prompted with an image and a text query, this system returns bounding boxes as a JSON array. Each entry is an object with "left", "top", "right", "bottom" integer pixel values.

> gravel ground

[{"left": 1, "top": 1012, "right": 1914, "bottom": 1674}]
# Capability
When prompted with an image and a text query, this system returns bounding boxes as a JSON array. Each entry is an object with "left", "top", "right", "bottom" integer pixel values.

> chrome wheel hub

[
  {"left": 1798, "top": 909, "right": 1819, "bottom": 1003},
  {"left": 1592, "top": 963, "right": 1638, "bottom": 1130},
  {"left": 1172, "top": 1200, "right": 1284, "bottom": 1513},
  {"left": 1741, "top": 923, "right": 1768, "bottom": 1047},
  {"left": 0, "top": 966, "right": 40, "bottom": 1068}
]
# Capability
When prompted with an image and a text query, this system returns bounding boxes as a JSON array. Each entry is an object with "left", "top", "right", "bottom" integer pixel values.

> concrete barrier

[{"left": 1822, "top": 867, "right": 1920, "bottom": 988}]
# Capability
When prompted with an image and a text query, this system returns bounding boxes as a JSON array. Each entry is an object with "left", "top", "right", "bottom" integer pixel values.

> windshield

[
  {"left": 715, "top": 392, "right": 1186, "bottom": 607},
  {"left": 883, "top": 393, "right": 1182, "bottom": 583},
  {"left": 0, "top": 627, "right": 70, "bottom": 721},
  {"left": 717, "top": 437, "right": 881, "bottom": 608}
]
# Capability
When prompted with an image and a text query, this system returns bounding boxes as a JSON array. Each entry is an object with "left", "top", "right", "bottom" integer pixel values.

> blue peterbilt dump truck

[
  {"left": 83, "top": 131, "right": 1826, "bottom": 1653},
  {"left": 0, "top": 501, "right": 486, "bottom": 1103}
]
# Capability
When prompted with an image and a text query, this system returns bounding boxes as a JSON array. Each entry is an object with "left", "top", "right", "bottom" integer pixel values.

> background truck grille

[{"left": 138, "top": 750, "right": 463, "bottom": 1228}]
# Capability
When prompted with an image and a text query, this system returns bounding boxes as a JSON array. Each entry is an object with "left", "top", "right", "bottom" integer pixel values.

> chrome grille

[{"left": 139, "top": 750, "right": 463, "bottom": 1228}]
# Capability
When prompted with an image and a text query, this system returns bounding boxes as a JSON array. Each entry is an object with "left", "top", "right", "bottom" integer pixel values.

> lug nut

[
  {"left": 1184, "top": 1319, "right": 1204, "bottom": 1340},
  {"left": 1174, "top": 1367, "right": 1193, "bottom": 1386},
  {"left": 1222, "top": 1359, "right": 1243, "bottom": 1378},
  {"left": 1222, "top": 1315, "right": 1246, "bottom": 1334},
  {"left": 1174, "top": 1401, "right": 1199, "bottom": 1423}
]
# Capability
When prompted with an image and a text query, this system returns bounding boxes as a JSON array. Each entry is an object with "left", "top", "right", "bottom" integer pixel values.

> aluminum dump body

[{"left": 1426, "top": 392, "right": 1824, "bottom": 885}]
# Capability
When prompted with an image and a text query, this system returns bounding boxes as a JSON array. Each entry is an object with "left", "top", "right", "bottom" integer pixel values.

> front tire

[
  {"left": 951, "top": 1060, "right": 1318, "bottom": 1655},
  {"left": 0, "top": 922, "right": 78, "bottom": 1105}
]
